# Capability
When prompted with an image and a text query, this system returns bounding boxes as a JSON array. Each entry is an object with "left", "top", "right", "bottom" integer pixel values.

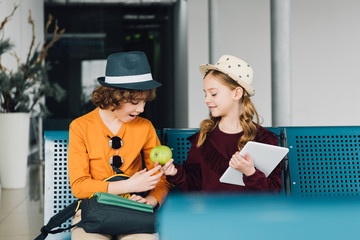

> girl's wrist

[
  {"left": 244, "top": 168, "right": 256, "bottom": 177},
  {"left": 171, "top": 168, "right": 178, "bottom": 176}
]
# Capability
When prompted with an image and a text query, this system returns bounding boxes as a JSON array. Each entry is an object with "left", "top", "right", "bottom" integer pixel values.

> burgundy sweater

[{"left": 166, "top": 126, "right": 283, "bottom": 193}]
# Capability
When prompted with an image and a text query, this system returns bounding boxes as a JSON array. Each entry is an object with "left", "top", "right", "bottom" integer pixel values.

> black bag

[
  {"left": 35, "top": 168, "right": 155, "bottom": 240},
  {"left": 77, "top": 192, "right": 155, "bottom": 235}
]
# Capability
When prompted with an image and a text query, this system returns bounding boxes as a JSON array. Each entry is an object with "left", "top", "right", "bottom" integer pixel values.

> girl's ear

[{"left": 233, "top": 87, "right": 244, "bottom": 101}]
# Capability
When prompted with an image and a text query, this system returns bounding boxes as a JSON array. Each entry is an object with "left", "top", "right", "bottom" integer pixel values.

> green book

[{"left": 93, "top": 192, "right": 154, "bottom": 213}]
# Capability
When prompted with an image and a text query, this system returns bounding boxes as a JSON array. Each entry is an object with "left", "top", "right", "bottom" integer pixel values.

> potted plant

[{"left": 0, "top": 5, "right": 66, "bottom": 188}]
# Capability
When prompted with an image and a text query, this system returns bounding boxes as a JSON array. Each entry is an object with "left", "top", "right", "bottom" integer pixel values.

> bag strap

[
  {"left": 112, "top": 165, "right": 124, "bottom": 174},
  {"left": 34, "top": 200, "right": 80, "bottom": 240},
  {"left": 111, "top": 151, "right": 147, "bottom": 174}
]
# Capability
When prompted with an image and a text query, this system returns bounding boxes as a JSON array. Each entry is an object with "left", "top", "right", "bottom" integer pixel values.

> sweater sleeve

[
  {"left": 142, "top": 123, "right": 172, "bottom": 205},
  {"left": 242, "top": 128, "right": 283, "bottom": 193},
  {"left": 68, "top": 121, "right": 109, "bottom": 199}
]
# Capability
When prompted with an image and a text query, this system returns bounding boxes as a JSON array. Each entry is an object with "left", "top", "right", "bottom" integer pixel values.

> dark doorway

[{"left": 44, "top": 2, "right": 175, "bottom": 130}]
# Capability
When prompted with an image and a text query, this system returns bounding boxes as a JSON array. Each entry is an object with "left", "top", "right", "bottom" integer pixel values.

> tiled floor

[{"left": 0, "top": 163, "right": 44, "bottom": 240}]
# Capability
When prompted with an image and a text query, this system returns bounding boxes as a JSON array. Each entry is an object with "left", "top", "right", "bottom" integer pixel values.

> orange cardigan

[{"left": 68, "top": 107, "right": 171, "bottom": 205}]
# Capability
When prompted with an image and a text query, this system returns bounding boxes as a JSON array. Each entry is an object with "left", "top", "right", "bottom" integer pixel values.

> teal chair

[
  {"left": 44, "top": 130, "right": 72, "bottom": 240},
  {"left": 284, "top": 126, "right": 360, "bottom": 197},
  {"left": 155, "top": 129, "right": 161, "bottom": 143},
  {"left": 162, "top": 128, "right": 199, "bottom": 165},
  {"left": 266, "top": 127, "right": 287, "bottom": 195}
]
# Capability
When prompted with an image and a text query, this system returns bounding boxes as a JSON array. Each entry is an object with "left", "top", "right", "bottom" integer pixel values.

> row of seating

[
  {"left": 162, "top": 126, "right": 360, "bottom": 197},
  {"left": 43, "top": 126, "right": 360, "bottom": 239}
]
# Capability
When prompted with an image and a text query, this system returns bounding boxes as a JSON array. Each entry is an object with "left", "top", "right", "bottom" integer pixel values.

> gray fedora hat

[{"left": 97, "top": 51, "right": 161, "bottom": 90}]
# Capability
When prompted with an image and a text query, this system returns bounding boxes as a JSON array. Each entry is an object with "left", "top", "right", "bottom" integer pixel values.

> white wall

[
  {"left": 175, "top": 0, "right": 272, "bottom": 127},
  {"left": 187, "top": 0, "right": 210, "bottom": 128},
  {"left": 174, "top": 0, "right": 210, "bottom": 128},
  {"left": 177, "top": 0, "right": 360, "bottom": 128},
  {"left": 81, "top": 60, "right": 107, "bottom": 101},
  {"left": 0, "top": 0, "right": 44, "bottom": 71},
  {"left": 291, "top": 0, "right": 360, "bottom": 126},
  {"left": 217, "top": 0, "right": 272, "bottom": 127}
]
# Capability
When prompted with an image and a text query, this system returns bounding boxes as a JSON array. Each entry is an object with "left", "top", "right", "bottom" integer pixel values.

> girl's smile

[{"left": 203, "top": 73, "right": 240, "bottom": 118}]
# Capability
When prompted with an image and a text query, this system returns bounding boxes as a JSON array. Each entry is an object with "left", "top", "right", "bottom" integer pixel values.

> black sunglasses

[{"left": 107, "top": 135, "right": 123, "bottom": 168}]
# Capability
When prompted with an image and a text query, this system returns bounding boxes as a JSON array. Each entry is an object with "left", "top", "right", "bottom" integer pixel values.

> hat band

[{"left": 105, "top": 73, "right": 153, "bottom": 84}]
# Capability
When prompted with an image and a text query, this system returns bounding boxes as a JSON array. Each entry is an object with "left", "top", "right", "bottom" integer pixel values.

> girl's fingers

[
  {"left": 230, "top": 158, "right": 239, "bottom": 168},
  {"left": 161, "top": 159, "right": 174, "bottom": 174},
  {"left": 243, "top": 152, "right": 253, "bottom": 163},
  {"left": 231, "top": 155, "right": 241, "bottom": 165},
  {"left": 163, "top": 159, "right": 174, "bottom": 168},
  {"left": 232, "top": 152, "right": 242, "bottom": 162},
  {"left": 229, "top": 161, "right": 235, "bottom": 169}
]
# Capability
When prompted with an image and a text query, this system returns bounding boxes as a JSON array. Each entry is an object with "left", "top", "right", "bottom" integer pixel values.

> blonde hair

[{"left": 197, "top": 70, "right": 259, "bottom": 150}]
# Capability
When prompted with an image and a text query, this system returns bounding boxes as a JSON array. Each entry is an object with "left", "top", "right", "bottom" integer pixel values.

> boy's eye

[{"left": 131, "top": 100, "right": 146, "bottom": 105}]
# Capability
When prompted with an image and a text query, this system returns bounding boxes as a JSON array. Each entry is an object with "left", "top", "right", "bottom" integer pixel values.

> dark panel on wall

[{"left": 45, "top": 3, "right": 175, "bottom": 129}]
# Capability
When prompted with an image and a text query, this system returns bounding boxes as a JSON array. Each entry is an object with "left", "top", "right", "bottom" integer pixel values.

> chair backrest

[
  {"left": 266, "top": 127, "right": 281, "bottom": 138},
  {"left": 155, "top": 129, "right": 162, "bottom": 143},
  {"left": 44, "top": 130, "right": 73, "bottom": 240},
  {"left": 284, "top": 126, "right": 360, "bottom": 197},
  {"left": 162, "top": 128, "right": 199, "bottom": 165},
  {"left": 265, "top": 127, "right": 287, "bottom": 195}
]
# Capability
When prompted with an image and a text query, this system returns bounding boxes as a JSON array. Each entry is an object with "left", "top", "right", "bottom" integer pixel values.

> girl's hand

[
  {"left": 160, "top": 159, "right": 178, "bottom": 176},
  {"left": 129, "top": 194, "right": 159, "bottom": 208},
  {"left": 229, "top": 152, "right": 256, "bottom": 177},
  {"left": 127, "top": 166, "right": 164, "bottom": 193}
]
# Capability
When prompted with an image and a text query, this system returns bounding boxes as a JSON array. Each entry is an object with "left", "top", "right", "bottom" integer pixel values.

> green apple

[{"left": 150, "top": 145, "right": 173, "bottom": 165}]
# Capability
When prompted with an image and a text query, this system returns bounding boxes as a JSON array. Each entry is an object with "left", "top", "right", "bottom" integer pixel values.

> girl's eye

[
  {"left": 131, "top": 101, "right": 139, "bottom": 105},
  {"left": 204, "top": 93, "right": 217, "bottom": 98}
]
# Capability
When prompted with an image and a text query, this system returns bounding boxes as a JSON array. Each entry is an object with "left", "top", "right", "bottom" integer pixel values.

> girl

[
  {"left": 162, "top": 55, "right": 282, "bottom": 193},
  {"left": 68, "top": 51, "right": 171, "bottom": 240}
]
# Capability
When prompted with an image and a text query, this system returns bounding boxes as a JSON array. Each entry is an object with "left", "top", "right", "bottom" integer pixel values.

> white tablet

[{"left": 219, "top": 141, "right": 289, "bottom": 186}]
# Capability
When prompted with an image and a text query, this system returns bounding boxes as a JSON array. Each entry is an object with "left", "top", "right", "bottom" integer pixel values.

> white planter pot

[{"left": 0, "top": 113, "right": 30, "bottom": 189}]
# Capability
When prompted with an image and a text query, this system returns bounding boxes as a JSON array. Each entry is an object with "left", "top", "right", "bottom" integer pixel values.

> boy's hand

[
  {"left": 129, "top": 194, "right": 158, "bottom": 207},
  {"left": 127, "top": 166, "right": 164, "bottom": 193},
  {"left": 161, "top": 159, "right": 178, "bottom": 176},
  {"left": 129, "top": 194, "right": 148, "bottom": 204},
  {"left": 229, "top": 152, "right": 256, "bottom": 177}
]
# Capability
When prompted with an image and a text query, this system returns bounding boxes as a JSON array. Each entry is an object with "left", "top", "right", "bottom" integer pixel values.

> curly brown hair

[
  {"left": 92, "top": 86, "right": 156, "bottom": 111},
  {"left": 197, "top": 70, "right": 259, "bottom": 150}
]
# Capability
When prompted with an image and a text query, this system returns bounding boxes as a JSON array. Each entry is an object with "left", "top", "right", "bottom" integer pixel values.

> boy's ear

[{"left": 233, "top": 87, "right": 243, "bottom": 101}]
